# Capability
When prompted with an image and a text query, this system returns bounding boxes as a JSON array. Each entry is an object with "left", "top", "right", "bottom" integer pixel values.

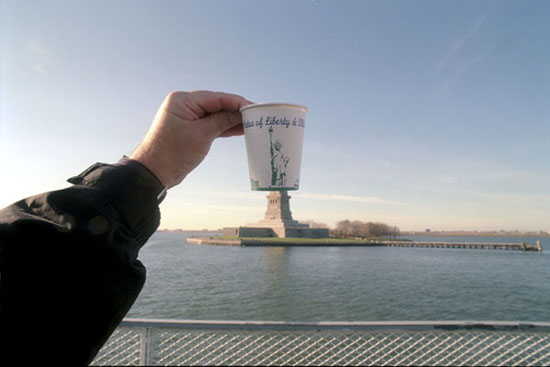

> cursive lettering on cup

[{"left": 244, "top": 116, "right": 304, "bottom": 130}]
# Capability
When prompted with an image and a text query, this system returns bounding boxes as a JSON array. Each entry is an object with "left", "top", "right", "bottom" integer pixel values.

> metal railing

[{"left": 92, "top": 319, "right": 550, "bottom": 366}]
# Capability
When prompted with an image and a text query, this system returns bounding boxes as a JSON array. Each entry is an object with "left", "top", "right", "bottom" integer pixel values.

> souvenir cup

[{"left": 240, "top": 103, "right": 307, "bottom": 191}]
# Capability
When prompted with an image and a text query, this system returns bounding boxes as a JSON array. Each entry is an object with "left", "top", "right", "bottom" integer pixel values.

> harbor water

[{"left": 126, "top": 232, "right": 550, "bottom": 322}]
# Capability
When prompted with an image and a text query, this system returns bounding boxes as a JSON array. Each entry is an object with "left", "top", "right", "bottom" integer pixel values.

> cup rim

[{"left": 239, "top": 102, "right": 308, "bottom": 113}]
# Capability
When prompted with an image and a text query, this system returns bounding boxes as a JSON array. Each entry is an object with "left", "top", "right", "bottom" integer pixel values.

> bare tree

[{"left": 332, "top": 219, "right": 400, "bottom": 239}]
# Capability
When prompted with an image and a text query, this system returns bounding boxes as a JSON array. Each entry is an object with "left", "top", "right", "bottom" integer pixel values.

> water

[{"left": 126, "top": 232, "right": 550, "bottom": 322}]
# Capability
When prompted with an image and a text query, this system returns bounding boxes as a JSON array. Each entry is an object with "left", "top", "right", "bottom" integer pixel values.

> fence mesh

[
  {"left": 92, "top": 322, "right": 550, "bottom": 366},
  {"left": 92, "top": 327, "right": 142, "bottom": 366}
]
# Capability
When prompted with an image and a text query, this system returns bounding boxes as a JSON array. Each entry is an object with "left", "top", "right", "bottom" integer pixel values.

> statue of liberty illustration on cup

[{"left": 240, "top": 103, "right": 307, "bottom": 191}]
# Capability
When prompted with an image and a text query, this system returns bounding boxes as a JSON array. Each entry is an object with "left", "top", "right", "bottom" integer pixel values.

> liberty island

[{"left": 187, "top": 192, "right": 541, "bottom": 251}]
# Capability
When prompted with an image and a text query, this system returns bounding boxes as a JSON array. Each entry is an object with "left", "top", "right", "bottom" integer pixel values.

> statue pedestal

[{"left": 224, "top": 191, "right": 329, "bottom": 238}]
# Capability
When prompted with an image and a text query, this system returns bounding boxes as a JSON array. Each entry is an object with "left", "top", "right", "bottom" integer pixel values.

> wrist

[{"left": 129, "top": 150, "right": 171, "bottom": 188}]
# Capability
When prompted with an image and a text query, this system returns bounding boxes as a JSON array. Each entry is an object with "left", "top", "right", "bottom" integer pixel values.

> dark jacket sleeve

[{"left": 0, "top": 159, "right": 164, "bottom": 365}]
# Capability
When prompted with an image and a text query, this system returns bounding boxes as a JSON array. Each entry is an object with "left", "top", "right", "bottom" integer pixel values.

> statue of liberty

[{"left": 269, "top": 127, "right": 289, "bottom": 186}]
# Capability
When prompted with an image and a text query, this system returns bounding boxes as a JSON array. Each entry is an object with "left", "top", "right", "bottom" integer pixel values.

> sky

[{"left": 1, "top": 0, "right": 549, "bottom": 232}]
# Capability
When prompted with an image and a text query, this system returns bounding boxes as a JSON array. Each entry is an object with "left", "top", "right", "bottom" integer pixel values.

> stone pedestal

[{"left": 223, "top": 191, "right": 329, "bottom": 238}]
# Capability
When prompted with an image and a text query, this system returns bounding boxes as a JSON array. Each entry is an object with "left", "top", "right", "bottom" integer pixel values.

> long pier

[
  {"left": 378, "top": 240, "right": 542, "bottom": 252},
  {"left": 187, "top": 238, "right": 543, "bottom": 252}
]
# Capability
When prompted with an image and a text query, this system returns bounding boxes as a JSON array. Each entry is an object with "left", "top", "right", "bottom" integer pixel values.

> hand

[{"left": 130, "top": 91, "right": 251, "bottom": 188}]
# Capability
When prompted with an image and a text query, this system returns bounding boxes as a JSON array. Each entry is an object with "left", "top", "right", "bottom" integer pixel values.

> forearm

[
  {"left": 0, "top": 90, "right": 249, "bottom": 365},
  {"left": 0, "top": 159, "right": 163, "bottom": 364}
]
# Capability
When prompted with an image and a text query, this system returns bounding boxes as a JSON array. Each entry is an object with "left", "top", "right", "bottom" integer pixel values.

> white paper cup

[{"left": 240, "top": 102, "right": 307, "bottom": 191}]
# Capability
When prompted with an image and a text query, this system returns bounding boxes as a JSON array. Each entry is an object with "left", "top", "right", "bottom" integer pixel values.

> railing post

[{"left": 140, "top": 327, "right": 153, "bottom": 366}]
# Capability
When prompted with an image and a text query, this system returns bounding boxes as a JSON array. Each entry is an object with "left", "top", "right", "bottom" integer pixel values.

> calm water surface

[{"left": 126, "top": 232, "right": 550, "bottom": 321}]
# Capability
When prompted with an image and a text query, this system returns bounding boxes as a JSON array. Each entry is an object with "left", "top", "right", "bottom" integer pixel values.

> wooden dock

[{"left": 187, "top": 238, "right": 543, "bottom": 252}]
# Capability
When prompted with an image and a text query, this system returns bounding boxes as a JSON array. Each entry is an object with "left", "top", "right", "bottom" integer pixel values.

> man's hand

[{"left": 130, "top": 91, "right": 251, "bottom": 188}]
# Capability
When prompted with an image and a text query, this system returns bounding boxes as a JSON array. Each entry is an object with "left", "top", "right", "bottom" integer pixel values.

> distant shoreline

[
  {"left": 402, "top": 231, "right": 550, "bottom": 238},
  {"left": 156, "top": 229, "right": 550, "bottom": 238},
  {"left": 157, "top": 229, "right": 222, "bottom": 234}
]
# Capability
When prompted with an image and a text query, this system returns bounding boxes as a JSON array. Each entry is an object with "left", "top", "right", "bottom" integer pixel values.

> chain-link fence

[{"left": 92, "top": 320, "right": 550, "bottom": 366}]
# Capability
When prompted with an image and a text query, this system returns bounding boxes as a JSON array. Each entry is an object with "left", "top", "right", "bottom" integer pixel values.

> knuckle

[{"left": 166, "top": 91, "right": 184, "bottom": 101}]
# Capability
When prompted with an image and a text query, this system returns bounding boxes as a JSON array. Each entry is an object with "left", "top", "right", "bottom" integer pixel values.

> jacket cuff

[
  {"left": 116, "top": 156, "right": 167, "bottom": 203},
  {"left": 67, "top": 159, "right": 164, "bottom": 233}
]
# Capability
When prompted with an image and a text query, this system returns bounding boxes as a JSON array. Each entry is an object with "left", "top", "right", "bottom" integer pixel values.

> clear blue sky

[{"left": 1, "top": 0, "right": 549, "bottom": 231}]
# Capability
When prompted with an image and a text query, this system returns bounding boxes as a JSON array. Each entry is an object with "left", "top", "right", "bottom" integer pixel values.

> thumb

[{"left": 201, "top": 110, "right": 243, "bottom": 138}]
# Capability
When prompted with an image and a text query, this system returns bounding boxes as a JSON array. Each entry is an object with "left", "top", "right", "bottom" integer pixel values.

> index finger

[{"left": 179, "top": 90, "right": 252, "bottom": 119}]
